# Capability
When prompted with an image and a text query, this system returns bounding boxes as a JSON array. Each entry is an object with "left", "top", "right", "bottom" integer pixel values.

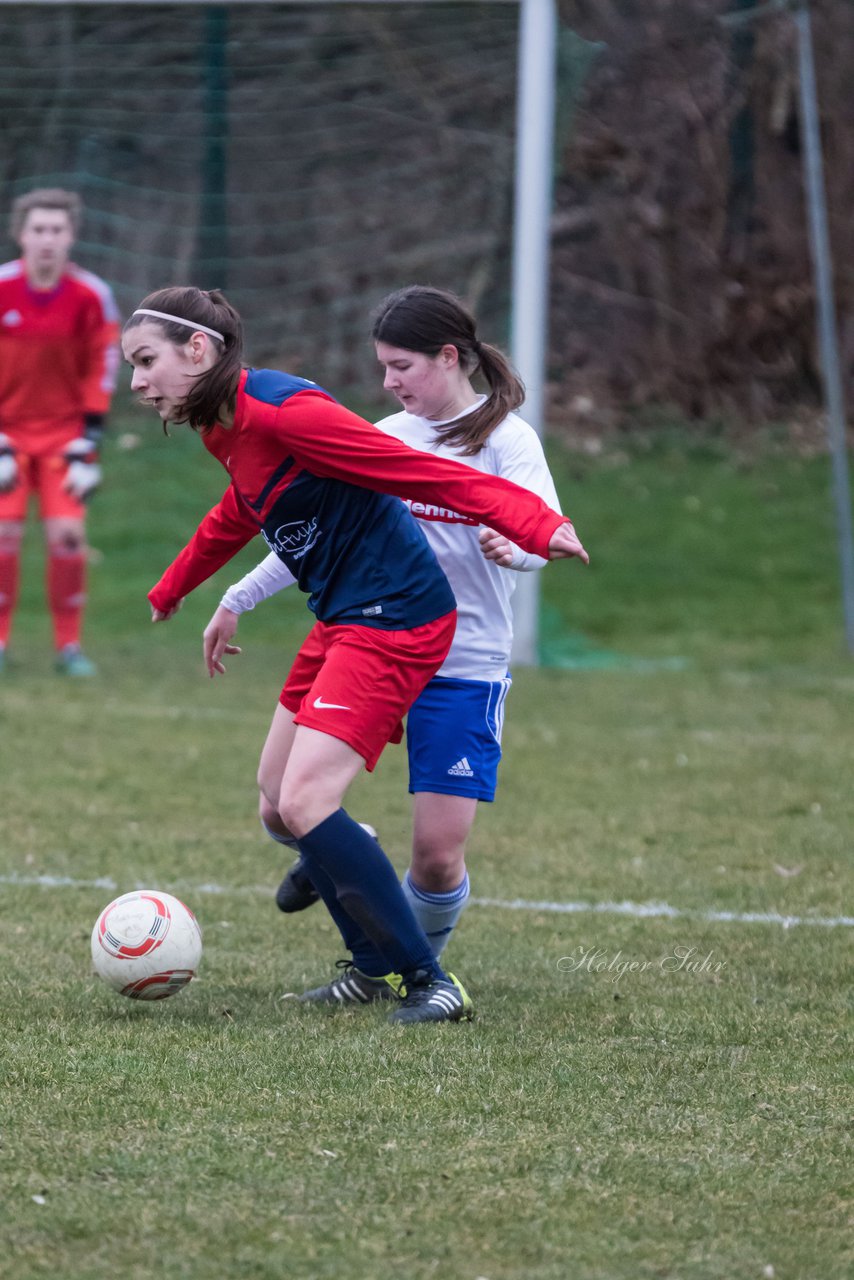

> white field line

[
  {"left": 1, "top": 873, "right": 851, "bottom": 929},
  {"left": 472, "top": 896, "right": 854, "bottom": 929}
]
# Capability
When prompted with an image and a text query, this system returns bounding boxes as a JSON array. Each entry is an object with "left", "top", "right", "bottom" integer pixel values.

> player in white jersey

[{"left": 204, "top": 285, "right": 567, "bottom": 1002}]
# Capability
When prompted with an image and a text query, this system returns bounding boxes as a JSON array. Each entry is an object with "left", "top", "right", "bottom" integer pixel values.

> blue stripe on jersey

[
  {"left": 244, "top": 370, "right": 456, "bottom": 630},
  {"left": 244, "top": 367, "right": 325, "bottom": 406},
  {"left": 248, "top": 454, "right": 296, "bottom": 514}
]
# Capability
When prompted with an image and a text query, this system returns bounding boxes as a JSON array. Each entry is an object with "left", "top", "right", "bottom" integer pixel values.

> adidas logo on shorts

[{"left": 448, "top": 756, "right": 474, "bottom": 778}]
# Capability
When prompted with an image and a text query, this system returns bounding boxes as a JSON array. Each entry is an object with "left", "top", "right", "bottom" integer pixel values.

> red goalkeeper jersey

[{"left": 0, "top": 259, "right": 120, "bottom": 451}]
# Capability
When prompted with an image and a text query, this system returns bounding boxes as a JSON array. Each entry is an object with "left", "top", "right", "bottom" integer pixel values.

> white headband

[{"left": 132, "top": 308, "right": 225, "bottom": 342}]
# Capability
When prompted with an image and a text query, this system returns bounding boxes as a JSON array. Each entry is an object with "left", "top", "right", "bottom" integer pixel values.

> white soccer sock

[{"left": 402, "top": 869, "right": 470, "bottom": 959}]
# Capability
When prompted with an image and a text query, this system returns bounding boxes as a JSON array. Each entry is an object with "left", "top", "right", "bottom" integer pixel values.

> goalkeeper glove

[
  {"left": 0, "top": 433, "right": 18, "bottom": 494},
  {"left": 63, "top": 437, "right": 102, "bottom": 501}
]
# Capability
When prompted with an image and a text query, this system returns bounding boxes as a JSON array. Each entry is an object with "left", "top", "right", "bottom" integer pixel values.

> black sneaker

[
  {"left": 388, "top": 973, "right": 473, "bottom": 1025},
  {"left": 299, "top": 960, "right": 404, "bottom": 1005},
  {"left": 275, "top": 823, "right": 378, "bottom": 913},
  {"left": 275, "top": 859, "right": 320, "bottom": 913}
]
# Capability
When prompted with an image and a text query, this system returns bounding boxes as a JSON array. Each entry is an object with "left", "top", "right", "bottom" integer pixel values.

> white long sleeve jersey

[{"left": 220, "top": 404, "right": 562, "bottom": 680}]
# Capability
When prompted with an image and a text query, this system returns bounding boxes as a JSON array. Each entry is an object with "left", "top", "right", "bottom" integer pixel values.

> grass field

[{"left": 0, "top": 406, "right": 852, "bottom": 1280}]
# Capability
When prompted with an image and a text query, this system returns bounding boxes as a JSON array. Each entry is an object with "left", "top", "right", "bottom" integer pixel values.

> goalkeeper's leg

[
  {"left": 44, "top": 515, "right": 92, "bottom": 670},
  {"left": 0, "top": 519, "right": 24, "bottom": 664},
  {"left": 42, "top": 455, "right": 95, "bottom": 673},
  {"left": 0, "top": 442, "right": 28, "bottom": 667}
]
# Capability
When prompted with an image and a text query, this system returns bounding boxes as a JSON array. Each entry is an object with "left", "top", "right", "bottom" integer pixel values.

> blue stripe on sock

[{"left": 404, "top": 872, "right": 470, "bottom": 906}]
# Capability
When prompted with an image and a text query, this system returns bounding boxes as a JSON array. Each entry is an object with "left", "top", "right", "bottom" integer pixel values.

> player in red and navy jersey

[
  {"left": 211, "top": 285, "right": 568, "bottom": 992},
  {"left": 122, "top": 285, "right": 588, "bottom": 1025},
  {"left": 0, "top": 189, "right": 120, "bottom": 675}
]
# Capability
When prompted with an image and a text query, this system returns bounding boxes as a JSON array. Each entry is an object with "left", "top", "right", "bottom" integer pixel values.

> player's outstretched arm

[
  {"left": 547, "top": 521, "right": 589, "bottom": 563},
  {"left": 203, "top": 604, "right": 242, "bottom": 678},
  {"left": 151, "top": 599, "right": 184, "bottom": 622},
  {"left": 220, "top": 552, "right": 296, "bottom": 614}
]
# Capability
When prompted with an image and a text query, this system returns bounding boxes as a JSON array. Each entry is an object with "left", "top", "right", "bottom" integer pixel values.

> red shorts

[
  {"left": 280, "top": 610, "right": 456, "bottom": 771},
  {"left": 0, "top": 430, "right": 85, "bottom": 521}
]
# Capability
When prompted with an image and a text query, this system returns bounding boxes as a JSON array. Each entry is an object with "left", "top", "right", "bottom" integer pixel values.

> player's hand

[
  {"left": 548, "top": 520, "right": 589, "bottom": 564},
  {"left": 203, "top": 605, "right": 242, "bottom": 678},
  {"left": 0, "top": 434, "right": 18, "bottom": 494},
  {"left": 151, "top": 599, "right": 184, "bottom": 622},
  {"left": 62, "top": 437, "right": 102, "bottom": 500},
  {"left": 479, "top": 527, "right": 515, "bottom": 566}
]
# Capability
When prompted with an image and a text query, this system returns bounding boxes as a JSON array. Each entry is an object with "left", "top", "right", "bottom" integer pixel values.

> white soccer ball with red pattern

[{"left": 91, "top": 890, "right": 203, "bottom": 1000}]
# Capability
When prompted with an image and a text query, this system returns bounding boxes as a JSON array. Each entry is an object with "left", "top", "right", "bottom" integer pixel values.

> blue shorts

[{"left": 405, "top": 674, "right": 511, "bottom": 801}]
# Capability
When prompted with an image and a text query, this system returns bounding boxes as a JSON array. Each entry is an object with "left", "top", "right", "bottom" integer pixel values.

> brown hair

[
  {"left": 123, "top": 286, "right": 244, "bottom": 432},
  {"left": 371, "top": 285, "right": 525, "bottom": 455},
  {"left": 10, "top": 188, "right": 83, "bottom": 238}
]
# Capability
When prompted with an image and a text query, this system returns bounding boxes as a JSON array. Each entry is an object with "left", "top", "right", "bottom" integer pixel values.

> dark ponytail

[
  {"left": 123, "top": 286, "right": 243, "bottom": 432},
  {"left": 371, "top": 285, "right": 525, "bottom": 455}
]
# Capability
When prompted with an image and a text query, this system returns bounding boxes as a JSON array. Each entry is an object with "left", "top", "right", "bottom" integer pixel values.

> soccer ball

[{"left": 91, "top": 890, "right": 203, "bottom": 1000}]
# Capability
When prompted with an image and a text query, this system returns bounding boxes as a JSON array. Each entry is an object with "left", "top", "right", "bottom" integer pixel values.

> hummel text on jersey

[
  {"left": 408, "top": 500, "right": 478, "bottom": 525},
  {"left": 448, "top": 757, "right": 475, "bottom": 777}
]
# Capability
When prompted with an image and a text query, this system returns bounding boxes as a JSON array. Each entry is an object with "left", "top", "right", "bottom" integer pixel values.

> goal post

[{"left": 509, "top": 0, "right": 557, "bottom": 665}]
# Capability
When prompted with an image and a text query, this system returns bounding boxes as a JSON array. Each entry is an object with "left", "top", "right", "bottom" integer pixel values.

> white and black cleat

[
  {"left": 299, "top": 960, "right": 403, "bottom": 1005},
  {"left": 388, "top": 973, "right": 473, "bottom": 1025}
]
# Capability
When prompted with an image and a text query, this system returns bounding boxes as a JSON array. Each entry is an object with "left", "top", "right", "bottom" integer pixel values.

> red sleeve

[
  {"left": 274, "top": 393, "right": 568, "bottom": 558},
  {"left": 80, "top": 309, "right": 120, "bottom": 417},
  {"left": 148, "top": 485, "right": 259, "bottom": 613},
  {"left": 74, "top": 272, "right": 121, "bottom": 417}
]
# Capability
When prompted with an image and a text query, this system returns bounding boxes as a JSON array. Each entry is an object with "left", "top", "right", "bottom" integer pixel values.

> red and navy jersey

[
  {"left": 149, "top": 369, "right": 566, "bottom": 630},
  {"left": 0, "top": 259, "right": 120, "bottom": 435}
]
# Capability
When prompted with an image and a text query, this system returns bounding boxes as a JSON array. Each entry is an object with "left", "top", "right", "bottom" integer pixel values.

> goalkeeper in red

[
  {"left": 0, "top": 189, "right": 120, "bottom": 675},
  {"left": 122, "top": 285, "right": 589, "bottom": 1025}
]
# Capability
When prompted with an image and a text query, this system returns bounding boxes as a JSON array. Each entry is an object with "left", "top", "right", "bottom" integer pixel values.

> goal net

[{"left": 0, "top": 2, "right": 521, "bottom": 403}]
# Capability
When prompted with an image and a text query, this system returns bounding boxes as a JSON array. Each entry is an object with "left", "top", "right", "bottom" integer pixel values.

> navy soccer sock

[
  {"left": 266, "top": 818, "right": 386, "bottom": 974},
  {"left": 295, "top": 852, "right": 387, "bottom": 977},
  {"left": 297, "top": 809, "right": 446, "bottom": 986}
]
